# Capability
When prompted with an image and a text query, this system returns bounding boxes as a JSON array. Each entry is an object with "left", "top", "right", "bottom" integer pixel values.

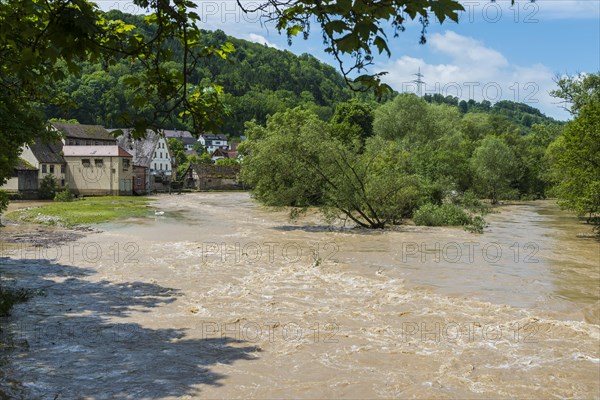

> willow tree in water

[{"left": 240, "top": 108, "right": 424, "bottom": 228}]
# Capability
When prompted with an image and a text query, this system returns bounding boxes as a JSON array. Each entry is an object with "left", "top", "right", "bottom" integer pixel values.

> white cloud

[
  {"left": 376, "top": 30, "right": 568, "bottom": 120},
  {"left": 245, "top": 33, "right": 280, "bottom": 49},
  {"left": 429, "top": 31, "right": 507, "bottom": 70}
]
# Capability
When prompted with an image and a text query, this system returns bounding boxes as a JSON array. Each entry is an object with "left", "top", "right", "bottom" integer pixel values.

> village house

[
  {"left": 62, "top": 145, "right": 133, "bottom": 196},
  {"left": 150, "top": 135, "right": 173, "bottom": 178},
  {"left": 199, "top": 133, "right": 228, "bottom": 154},
  {"left": 1, "top": 159, "right": 39, "bottom": 199},
  {"left": 210, "top": 148, "right": 228, "bottom": 162},
  {"left": 52, "top": 121, "right": 118, "bottom": 146},
  {"left": 210, "top": 144, "right": 239, "bottom": 162},
  {"left": 113, "top": 129, "right": 173, "bottom": 193},
  {"left": 133, "top": 165, "right": 148, "bottom": 194},
  {"left": 182, "top": 164, "right": 243, "bottom": 190},
  {"left": 19, "top": 140, "right": 68, "bottom": 188},
  {"left": 163, "top": 129, "right": 197, "bottom": 151}
]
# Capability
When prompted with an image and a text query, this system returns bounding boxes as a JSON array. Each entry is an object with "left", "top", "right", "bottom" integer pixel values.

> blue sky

[{"left": 98, "top": 0, "right": 600, "bottom": 120}]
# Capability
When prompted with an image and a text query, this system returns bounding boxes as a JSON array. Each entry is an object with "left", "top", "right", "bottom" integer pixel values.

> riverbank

[
  {"left": 0, "top": 193, "right": 598, "bottom": 398},
  {"left": 3, "top": 196, "right": 151, "bottom": 228}
]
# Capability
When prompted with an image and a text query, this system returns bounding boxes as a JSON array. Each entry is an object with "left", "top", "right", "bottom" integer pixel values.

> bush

[
  {"left": 413, "top": 200, "right": 489, "bottom": 234},
  {"left": 215, "top": 158, "right": 239, "bottom": 166},
  {"left": 464, "top": 216, "right": 487, "bottom": 234},
  {"left": 54, "top": 184, "right": 74, "bottom": 202},
  {"left": 459, "top": 191, "right": 491, "bottom": 215},
  {"left": 0, "top": 190, "right": 8, "bottom": 215},
  {"left": 413, "top": 203, "right": 472, "bottom": 226},
  {"left": 8, "top": 192, "right": 22, "bottom": 200},
  {"left": 39, "top": 174, "right": 57, "bottom": 200}
]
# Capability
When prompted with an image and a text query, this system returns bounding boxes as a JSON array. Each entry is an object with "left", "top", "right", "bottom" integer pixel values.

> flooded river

[{"left": 1, "top": 193, "right": 598, "bottom": 398}]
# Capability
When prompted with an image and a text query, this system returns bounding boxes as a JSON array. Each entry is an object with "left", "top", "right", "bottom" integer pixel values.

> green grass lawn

[{"left": 6, "top": 196, "right": 151, "bottom": 227}]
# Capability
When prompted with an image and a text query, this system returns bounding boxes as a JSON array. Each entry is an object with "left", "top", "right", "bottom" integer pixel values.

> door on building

[{"left": 119, "top": 179, "right": 132, "bottom": 193}]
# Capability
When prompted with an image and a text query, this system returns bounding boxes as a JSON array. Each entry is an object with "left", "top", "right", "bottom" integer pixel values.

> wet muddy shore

[{"left": 0, "top": 193, "right": 598, "bottom": 399}]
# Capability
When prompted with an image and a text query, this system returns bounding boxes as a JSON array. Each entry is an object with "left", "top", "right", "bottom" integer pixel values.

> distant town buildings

[{"left": 1, "top": 122, "right": 244, "bottom": 197}]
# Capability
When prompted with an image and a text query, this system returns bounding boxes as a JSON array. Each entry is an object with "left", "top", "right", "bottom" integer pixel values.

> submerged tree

[
  {"left": 470, "top": 136, "right": 518, "bottom": 204},
  {"left": 241, "top": 108, "right": 424, "bottom": 228}
]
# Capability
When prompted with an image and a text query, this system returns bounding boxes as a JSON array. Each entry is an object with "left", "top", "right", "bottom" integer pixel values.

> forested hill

[
  {"left": 44, "top": 10, "right": 559, "bottom": 137},
  {"left": 423, "top": 94, "right": 559, "bottom": 127},
  {"left": 43, "top": 10, "right": 353, "bottom": 135}
]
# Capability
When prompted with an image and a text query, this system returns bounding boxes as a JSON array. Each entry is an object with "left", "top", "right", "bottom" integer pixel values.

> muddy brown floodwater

[{"left": 1, "top": 193, "right": 599, "bottom": 399}]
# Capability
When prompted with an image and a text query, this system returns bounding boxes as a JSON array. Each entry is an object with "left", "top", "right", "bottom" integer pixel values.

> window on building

[
  {"left": 42, "top": 164, "right": 47, "bottom": 173},
  {"left": 49, "top": 165, "right": 54, "bottom": 174},
  {"left": 159, "top": 163, "right": 162, "bottom": 170},
  {"left": 160, "top": 152, "right": 162, "bottom": 159},
  {"left": 136, "top": 177, "right": 141, "bottom": 185},
  {"left": 82, "top": 159, "right": 91, "bottom": 167},
  {"left": 95, "top": 159, "right": 103, "bottom": 167},
  {"left": 61, "top": 179, "right": 65, "bottom": 187},
  {"left": 123, "top": 159, "right": 130, "bottom": 170},
  {"left": 61, "top": 164, "right": 65, "bottom": 173}
]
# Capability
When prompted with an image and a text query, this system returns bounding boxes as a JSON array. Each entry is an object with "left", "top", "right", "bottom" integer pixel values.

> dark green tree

[
  {"left": 39, "top": 174, "right": 58, "bottom": 200},
  {"left": 551, "top": 73, "right": 600, "bottom": 116},
  {"left": 167, "top": 138, "right": 186, "bottom": 167},
  {"left": 0, "top": 191, "right": 8, "bottom": 218},
  {"left": 241, "top": 108, "right": 425, "bottom": 228},
  {"left": 470, "top": 136, "right": 518, "bottom": 204},
  {"left": 546, "top": 102, "right": 600, "bottom": 222},
  {"left": 331, "top": 100, "right": 375, "bottom": 144}
]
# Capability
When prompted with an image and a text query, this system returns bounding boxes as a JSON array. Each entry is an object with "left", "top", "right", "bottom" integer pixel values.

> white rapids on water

[{"left": 1, "top": 193, "right": 599, "bottom": 399}]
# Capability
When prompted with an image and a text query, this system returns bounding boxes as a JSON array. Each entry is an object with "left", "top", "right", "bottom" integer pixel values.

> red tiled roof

[{"left": 118, "top": 146, "right": 133, "bottom": 157}]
